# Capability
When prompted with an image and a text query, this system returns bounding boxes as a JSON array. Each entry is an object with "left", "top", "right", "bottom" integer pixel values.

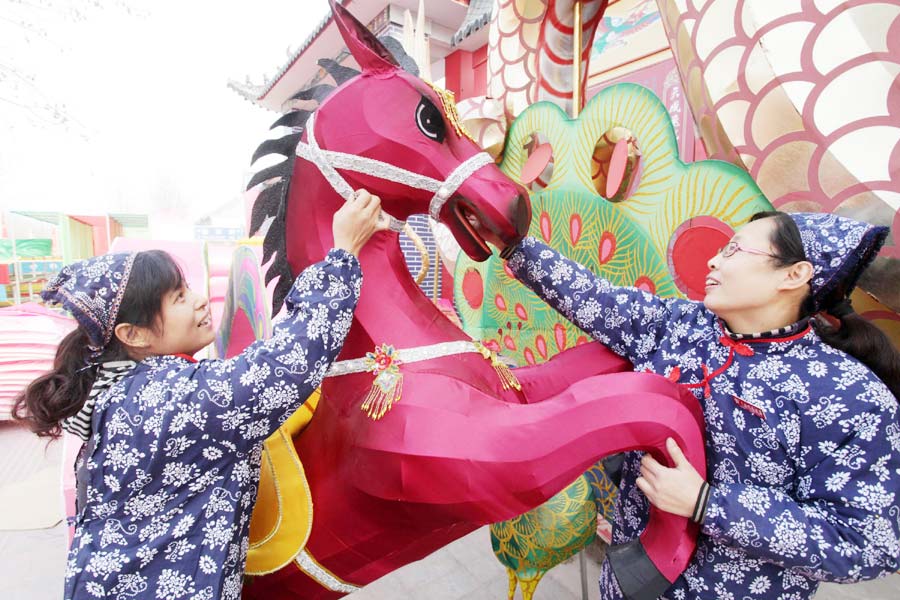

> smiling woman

[
  {"left": 119, "top": 279, "right": 216, "bottom": 361},
  {"left": 11, "top": 191, "right": 383, "bottom": 600},
  {"left": 702, "top": 216, "right": 816, "bottom": 336},
  {"left": 487, "top": 210, "right": 900, "bottom": 600}
]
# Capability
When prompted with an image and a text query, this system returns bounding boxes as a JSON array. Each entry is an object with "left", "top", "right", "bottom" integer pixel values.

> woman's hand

[
  {"left": 636, "top": 438, "right": 705, "bottom": 518},
  {"left": 333, "top": 190, "right": 389, "bottom": 257}
]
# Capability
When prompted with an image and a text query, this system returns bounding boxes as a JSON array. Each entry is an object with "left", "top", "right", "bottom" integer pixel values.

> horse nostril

[{"left": 512, "top": 193, "right": 531, "bottom": 237}]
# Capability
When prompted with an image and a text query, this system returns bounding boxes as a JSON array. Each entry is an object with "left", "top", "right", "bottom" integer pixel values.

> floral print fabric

[
  {"left": 41, "top": 251, "right": 137, "bottom": 356},
  {"left": 786, "top": 212, "right": 888, "bottom": 311},
  {"left": 64, "top": 249, "right": 362, "bottom": 600},
  {"left": 508, "top": 237, "right": 900, "bottom": 600}
]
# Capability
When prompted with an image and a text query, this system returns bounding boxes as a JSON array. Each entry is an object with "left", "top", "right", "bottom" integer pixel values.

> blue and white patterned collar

[{"left": 720, "top": 318, "right": 810, "bottom": 342}]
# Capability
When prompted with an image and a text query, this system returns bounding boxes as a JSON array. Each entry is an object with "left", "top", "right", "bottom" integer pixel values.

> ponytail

[
  {"left": 12, "top": 328, "right": 127, "bottom": 438},
  {"left": 812, "top": 309, "right": 900, "bottom": 400},
  {"left": 12, "top": 249, "right": 185, "bottom": 438},
  {"left": 752, "top": 211, "right": 900, "bottom": 400}
]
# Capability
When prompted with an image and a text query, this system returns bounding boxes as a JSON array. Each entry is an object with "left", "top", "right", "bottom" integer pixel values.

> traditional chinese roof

[
  {"left": 451, "top": 0, "right": 492, "bottom": 46},
  {"left": 229, "top": 0, "right": 486, "bottom": 112},
  {"left": 227, "top": 7, "right": 336, "bottom": 107}
]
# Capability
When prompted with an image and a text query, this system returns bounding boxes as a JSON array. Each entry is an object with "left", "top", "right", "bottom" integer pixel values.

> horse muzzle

[{"left": 448, "top": 192, "right": 531, "bottom": 262}]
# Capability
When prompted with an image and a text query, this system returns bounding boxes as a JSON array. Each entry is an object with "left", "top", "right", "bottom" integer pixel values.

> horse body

[
  {"left": 247, "top": 172, "right": 703, "bottom": 596},
  {"left": 243, "top": 3, "right": 707, "bottom": 598}
]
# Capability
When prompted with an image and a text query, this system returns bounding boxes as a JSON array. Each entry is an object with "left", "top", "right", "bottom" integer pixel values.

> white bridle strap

[
  {"left": 324, "top": 340, "right": 479, "bottom": 377},
  {"left": 427, "top": 152, "right": 494, "bottom": 220},
  {"left": 295, "top": 114, "right": 494, "bottom": 229}
]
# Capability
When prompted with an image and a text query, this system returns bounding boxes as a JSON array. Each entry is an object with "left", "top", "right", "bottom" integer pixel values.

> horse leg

[
  {"left": 348, "top": 371, "right": 706, "bottom": 586},
  {"left": 513, "top": 341, "right": 632, "bottom": 404}
]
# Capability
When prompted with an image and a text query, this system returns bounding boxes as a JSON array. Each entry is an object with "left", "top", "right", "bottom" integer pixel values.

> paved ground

[
  {"left": 348, "top": 526, "right": 900, "bottom": 600},
  {"left": 0, "top": 523, "right": 67, "bottom": 600},
  {"left": 2, "top": 523, "right": 897, "bottom": 599}
]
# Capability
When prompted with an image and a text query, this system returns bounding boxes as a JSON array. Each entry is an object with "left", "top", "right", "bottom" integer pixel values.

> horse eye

[{"left": 415, "top": 97, "right": 445, "bottom": 143}]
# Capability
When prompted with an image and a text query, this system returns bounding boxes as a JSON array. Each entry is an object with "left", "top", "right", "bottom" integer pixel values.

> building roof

[
  {"left": 451, "top": 0, "right": 492, "bottom": 46},
  {"left": 228, "top": 5, "right": 337, "bottom": 107},
  {"left": 229, "top": 0, "right": 487, "bottom": 112}
]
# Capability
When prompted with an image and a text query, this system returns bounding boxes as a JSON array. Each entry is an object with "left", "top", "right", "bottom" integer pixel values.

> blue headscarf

[
  {"left": 41, "top": 252, "right": 137, "bottom": 359},
  {"left": 788, "top": 213, "right": 889, "bottom": 312}
]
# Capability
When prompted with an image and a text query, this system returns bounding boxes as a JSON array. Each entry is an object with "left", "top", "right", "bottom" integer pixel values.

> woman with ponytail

[
  {"left": 13, "top": 191, "right": 386, "bottom": 600},
  {"left": 482, "top": 211, "right": 900, "bottom": 599},
  {"left": 14, "top": 250, "right": 189, "bottom": 439},
  {"left": 751, "top": 211, "right": 900, "bottom": 399}
]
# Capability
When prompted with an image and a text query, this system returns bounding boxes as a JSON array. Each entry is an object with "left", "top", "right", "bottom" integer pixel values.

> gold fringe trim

[
  {"left": 425, "top": 81, "right": 476, "bottom": 142},
  {"left": 473, "top": 341, "right": 521, "bottom": 391},
  {"left": 361, "top": 371, "right": 403, "bottom": 420},
  {"left": 492, "top": 359, "right": 521, "bottom": 391}
]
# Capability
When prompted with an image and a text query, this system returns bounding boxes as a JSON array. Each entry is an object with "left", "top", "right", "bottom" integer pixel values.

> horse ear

[{"left": 329, "top": 0, "right": 399, "bottom": 73}]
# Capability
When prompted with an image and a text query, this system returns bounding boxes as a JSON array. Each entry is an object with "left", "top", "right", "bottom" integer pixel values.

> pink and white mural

[{"left": 657, "top": 0, "right": 900, "bottom": 313}]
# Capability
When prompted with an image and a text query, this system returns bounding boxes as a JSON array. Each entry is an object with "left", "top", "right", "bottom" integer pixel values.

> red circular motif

[
  {"left": 667, "top": 217, "right": 734, "bottom": 300},
  {"left": 461, "top": 268, "right": 484, "bottom": 309}
]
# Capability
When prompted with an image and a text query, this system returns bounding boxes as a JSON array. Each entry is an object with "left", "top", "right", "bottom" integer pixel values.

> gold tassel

[
  {"left": 491, "top": 357, "right": 521, "bottom": 391},
  {"left": 424, "top": 81, "right": 476, "bottom": 143},
  {"left": 362, "top": 344, "right": 403, "bottom": 421},
  {"left": 473, "top": 341, "right": 521, "bottom": 391},
  {"left": 361, "top": 372, "right": 402, "bottom": 420}
]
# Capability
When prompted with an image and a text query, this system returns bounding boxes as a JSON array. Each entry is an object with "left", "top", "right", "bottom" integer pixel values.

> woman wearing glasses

[{"left": 483, "top": 211, "right": 900, "bottom": 599}]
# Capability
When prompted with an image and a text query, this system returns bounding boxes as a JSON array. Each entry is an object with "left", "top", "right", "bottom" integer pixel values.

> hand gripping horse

[{"left": 242, "top": 3, "right": 706, "bottom": 599}]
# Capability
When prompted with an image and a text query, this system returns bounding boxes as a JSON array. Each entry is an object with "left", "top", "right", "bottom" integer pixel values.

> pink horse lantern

[{"left": 243, "top": 3, "right": 706, "bottom": 599}]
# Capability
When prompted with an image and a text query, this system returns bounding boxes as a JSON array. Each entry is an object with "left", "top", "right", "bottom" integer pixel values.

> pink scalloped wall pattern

[
  {"left": 488, "top": 0, "right": 610, "bottom": 119},
  {"left": 0, "top": 303, "right": 75, "bottom": 419},
  {"left": 657, "top": 0, "right": 900, "bottom": 311}
]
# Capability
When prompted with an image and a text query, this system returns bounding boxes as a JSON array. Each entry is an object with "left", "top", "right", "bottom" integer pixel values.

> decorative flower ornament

[
  {"left": 354, "top": 340, "right": 521, "bottom": 421},
  {"left": 361, "top": 344, "right": 403, "bottom": 420}
]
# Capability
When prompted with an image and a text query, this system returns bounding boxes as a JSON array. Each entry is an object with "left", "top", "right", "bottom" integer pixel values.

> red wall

[{"left": 444, "top": 45, "right": 488, "bottom": 100}]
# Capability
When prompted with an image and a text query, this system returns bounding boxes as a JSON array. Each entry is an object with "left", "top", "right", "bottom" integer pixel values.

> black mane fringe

[
  {"left": 248, "top": 37, "right": 419, "bottom": 313},
  {"left": 317, "top": 59, "right": 360, "bottom": 85}
]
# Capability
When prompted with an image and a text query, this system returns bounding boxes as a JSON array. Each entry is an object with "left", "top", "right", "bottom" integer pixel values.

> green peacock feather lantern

[{"left": 455, "top": 83, "right": 773, "bottom": 600}]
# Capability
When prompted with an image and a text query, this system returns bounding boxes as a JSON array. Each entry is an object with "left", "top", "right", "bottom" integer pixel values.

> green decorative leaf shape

[{"left": 456, "top": 83, "right": 774, "bottom": 367}]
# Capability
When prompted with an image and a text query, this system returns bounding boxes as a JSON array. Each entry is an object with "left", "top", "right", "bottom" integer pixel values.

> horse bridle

[
  {"left": 294, "top": 113, "right": 495, "bottom": 232},
  {"left": 293, "top": 114, "right": 680, "bottom": 600}
]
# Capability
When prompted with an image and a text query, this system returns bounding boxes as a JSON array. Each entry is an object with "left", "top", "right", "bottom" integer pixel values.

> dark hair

[
  {"left": 751, "top": 211, "right": 900, "bottom": 398},
  {"left": 12, "top": 250, "right": 185, "bottom": 438}
]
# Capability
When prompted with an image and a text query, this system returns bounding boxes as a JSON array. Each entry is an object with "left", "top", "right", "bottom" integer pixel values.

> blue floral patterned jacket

[
  {"left": 508, "top": 237, "right": 900, "bottom": 600},
  {"left": 64, "top": 249, "right": 361, "bottom": 600}
]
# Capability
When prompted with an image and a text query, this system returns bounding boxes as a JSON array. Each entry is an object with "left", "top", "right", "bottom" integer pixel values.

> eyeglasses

[{"left": 717, "top": 241, "right": 781, "bottom": 260}]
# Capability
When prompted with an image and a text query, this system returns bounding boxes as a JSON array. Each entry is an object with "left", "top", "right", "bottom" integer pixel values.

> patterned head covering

[
  {"left": 41, "top": 252, "right": 137, "bottom": 358},
  {"left": 788, "top": 213, "right": 889, "bottom": 311}
]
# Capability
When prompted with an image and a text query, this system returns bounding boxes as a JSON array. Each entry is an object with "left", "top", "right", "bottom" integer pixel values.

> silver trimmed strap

[
  {"left": 428, "top": 152, "right": 494, "bottom": 220},
  {"left": 296, "top": 113, "right": 494, "bottom": 228},
  {"left": 296, "top": 114, "right": 405, "bottom": 233},
  {"left": 325, "top": 340, "right": 480, "bottom": 378},
  {"left": 295, "top": 116, "right": 354, "bottom": 200},
  {"left": 299, "top": 144, "right": 443, "bottom": 195},
  {"left": 295, "top": 549, "right": 360, "bottom": 593}
]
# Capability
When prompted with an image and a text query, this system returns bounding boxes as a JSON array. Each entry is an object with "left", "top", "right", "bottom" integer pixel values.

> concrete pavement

[{"left": 347, "top": 527, "right": 900, "bottom": 600}]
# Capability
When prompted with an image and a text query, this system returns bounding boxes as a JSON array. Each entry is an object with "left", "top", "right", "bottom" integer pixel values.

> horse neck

[{"left": 290, "top": 163, "right": 469, "bottom": 357}]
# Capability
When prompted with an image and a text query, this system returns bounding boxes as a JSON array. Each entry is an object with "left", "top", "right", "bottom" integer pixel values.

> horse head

[
  {"left": 249, "top": 1, "right": 529, "bottom": 310},
  {"left": 242, "top": 4, "right": 707, "bottom": 599}
]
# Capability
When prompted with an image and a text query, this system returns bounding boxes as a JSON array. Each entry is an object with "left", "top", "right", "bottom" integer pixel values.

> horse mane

[{"left": 247, "top": 38, "right": 419, "bottom": 312}]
